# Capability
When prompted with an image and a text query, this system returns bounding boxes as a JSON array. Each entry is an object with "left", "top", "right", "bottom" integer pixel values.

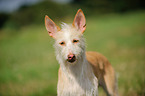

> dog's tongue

[{"left": 68, "top": 57, "right": 73, "bottom": 60}]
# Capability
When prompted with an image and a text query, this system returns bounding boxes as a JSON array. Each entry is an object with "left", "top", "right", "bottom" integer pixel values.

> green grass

[{"left": 0, "top": 11, "right": 145, "bottom": 96}]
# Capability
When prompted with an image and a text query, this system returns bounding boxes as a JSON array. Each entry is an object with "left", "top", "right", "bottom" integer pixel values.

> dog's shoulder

[{"left": 86, "top": 51, "right": 111, "bottom": 70}]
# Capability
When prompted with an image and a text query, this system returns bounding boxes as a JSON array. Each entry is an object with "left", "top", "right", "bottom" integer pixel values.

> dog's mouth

[{"left": 67, "top": 54, "right": 76, "bottom": 63}]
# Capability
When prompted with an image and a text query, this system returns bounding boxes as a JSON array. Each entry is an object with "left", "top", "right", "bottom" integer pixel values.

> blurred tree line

[
  {"left": 0, "top": 0, "right": 144, "bottom": 29},
  {"left": 74, "top": 0, "right": 145, "bottom": 12}
]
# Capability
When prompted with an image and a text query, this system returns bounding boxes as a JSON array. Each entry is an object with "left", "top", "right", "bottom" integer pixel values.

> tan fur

[{"left": 86, "top": 51, "right": 118, "bottom": 96}]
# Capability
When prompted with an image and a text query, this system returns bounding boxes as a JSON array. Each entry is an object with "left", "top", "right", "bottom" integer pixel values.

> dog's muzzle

[{"left": 67, "top": 54, "right": 76, "bottom": 63}]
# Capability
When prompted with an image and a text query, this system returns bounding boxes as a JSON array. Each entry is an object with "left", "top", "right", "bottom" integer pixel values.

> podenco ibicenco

[{"left": 45, "top": 9, "right": 118, "bottom": 96}]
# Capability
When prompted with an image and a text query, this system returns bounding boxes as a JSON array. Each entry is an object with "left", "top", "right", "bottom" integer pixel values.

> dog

[{"left": 45, "top": 9, "right": 118, "bottom": 96}]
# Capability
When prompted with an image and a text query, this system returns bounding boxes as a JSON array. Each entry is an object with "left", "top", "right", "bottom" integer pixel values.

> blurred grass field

[{"left": 0, "top": 10, "right": 145, "bottom": 96}]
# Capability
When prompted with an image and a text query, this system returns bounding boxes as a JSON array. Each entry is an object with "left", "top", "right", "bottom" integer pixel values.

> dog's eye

[
  {"left": 59, "top": 41, "right": 65, "bottom": 45},
  {"left": 73, "top": 39, "right": 79, "bottom": 43}
]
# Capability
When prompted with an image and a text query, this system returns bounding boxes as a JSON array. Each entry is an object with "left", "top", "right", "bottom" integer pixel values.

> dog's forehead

[{"left": 55, "top": 24, "right": 82, "bottom": 41}]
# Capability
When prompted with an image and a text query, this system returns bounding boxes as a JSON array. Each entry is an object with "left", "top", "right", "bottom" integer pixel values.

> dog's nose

[
  {"left": 67, "top": 54, "right": 76, "bottom": 63},
  {"left": 68, "top": 54, "right": 75, "bottom": 59}
]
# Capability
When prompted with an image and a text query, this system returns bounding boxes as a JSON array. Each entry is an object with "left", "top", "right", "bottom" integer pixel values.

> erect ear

[
  {"left": 72, "top": 9, "right": 86, "bottom": 33},
  {"left": 45, "top": 15, "right": 60, "bottom": 38}
]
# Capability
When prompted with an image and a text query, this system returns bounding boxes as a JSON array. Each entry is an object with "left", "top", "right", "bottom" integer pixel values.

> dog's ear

[
  {"left": 45, "top": 15, "right": 60, "bottom": 38},
  {"left": 73, "top": 9, "right": 86, "bottom": 33}
]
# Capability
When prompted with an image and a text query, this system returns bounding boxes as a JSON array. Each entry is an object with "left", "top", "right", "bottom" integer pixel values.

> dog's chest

[
  {"left": 60, "top": 79, "right": 85, "bottom": 96},
  {"left": 57, "top": 71, "right": 98, "bottom": 96}
]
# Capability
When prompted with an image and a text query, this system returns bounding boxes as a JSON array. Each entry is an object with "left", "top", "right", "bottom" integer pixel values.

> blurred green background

[{"left": 0, "top": 0, "right": 145, "bottom": 96}]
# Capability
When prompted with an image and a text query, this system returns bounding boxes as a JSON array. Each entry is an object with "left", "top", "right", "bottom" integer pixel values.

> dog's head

[{"left": 45, "top": 9, "right": 86, "bottom": 65}]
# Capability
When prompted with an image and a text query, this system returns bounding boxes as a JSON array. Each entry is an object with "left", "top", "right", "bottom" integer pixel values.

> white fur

[{"left": 54, "top": 23, "right": 98, "bottom": 96}]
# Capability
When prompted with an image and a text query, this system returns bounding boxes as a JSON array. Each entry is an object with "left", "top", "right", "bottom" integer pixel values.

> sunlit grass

[{"left": 0, "top": 11, "right": 145, "bottom": 96}]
